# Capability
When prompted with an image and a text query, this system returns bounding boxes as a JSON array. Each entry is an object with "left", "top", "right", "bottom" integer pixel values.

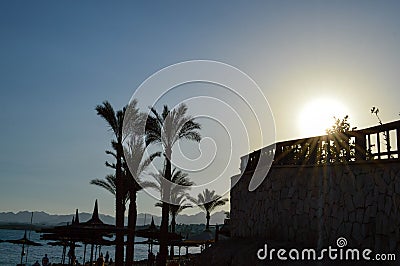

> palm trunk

[
  {"left": 169, "top": 213, "right": 176, "bottom": 258},
  {"left": 158, "top": 153, "right": 172, "bottom": 266},
  {"left": 206, "top": 211, "right": 210, "bottom": 230},
  {"left": 126, "top": 192, "right": 137, "bottom": 266},
  {"left": 115, "top": 141, "right": 125, "bottom": 265}
]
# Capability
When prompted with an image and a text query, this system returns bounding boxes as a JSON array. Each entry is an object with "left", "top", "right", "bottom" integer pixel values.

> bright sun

[{"left": 298, "top": 98, "right": 348, "bottom": 137}]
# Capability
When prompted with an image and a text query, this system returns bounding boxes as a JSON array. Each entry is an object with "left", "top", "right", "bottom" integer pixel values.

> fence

[{"left": 241, "top": 120, "right": 400, "bottom": 172}]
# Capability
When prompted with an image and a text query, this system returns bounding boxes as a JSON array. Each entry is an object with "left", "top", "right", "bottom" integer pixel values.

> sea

[{"left": 0, "top": 229, "right": 201, "bottom": 266}]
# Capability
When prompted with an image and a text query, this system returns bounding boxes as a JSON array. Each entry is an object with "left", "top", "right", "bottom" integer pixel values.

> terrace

[{"left": 241, "top": 119, "right": 400, "bottom": 172}]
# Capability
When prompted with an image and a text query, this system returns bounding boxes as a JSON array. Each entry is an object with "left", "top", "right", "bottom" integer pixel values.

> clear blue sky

[{"left": 1, "top": 1, "right": 400, "bottom": 217}]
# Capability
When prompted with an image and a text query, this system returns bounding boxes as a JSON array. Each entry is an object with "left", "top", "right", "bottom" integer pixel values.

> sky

[{"left": 1, "top": 1, "right": 400, "bottom": 218}]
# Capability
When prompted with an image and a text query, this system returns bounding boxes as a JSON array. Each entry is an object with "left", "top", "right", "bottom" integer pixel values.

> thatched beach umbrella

[
  {"left": 136, "top": 217, "right": 182, "bottom": 254},
  {"left": 4, "top": 232, "right": 42, "bottom": 246},
  {"left": 135, "top": 217, "right": 158, "bottom": 253},
  {"left": 184, "top": 229, "right": 214, "bottom": 244},
  {"left": 39, "top": 200, "right": 121, "bottom": 265},
  {"left": 4, "top": 231, "right": 42, "bottom": 265},
  {"left": 182, "top": 229, "right": 214, "bottom": 253}
]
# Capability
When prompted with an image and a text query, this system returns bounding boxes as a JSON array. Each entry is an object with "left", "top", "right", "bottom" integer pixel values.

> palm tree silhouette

[
  {"left": 152, "top": 168, "right": 193, "bottom": 258},
  {"left": 90, "top": 175, "right": 129, "bottom": 206},
  {"left": 95, "top": 100, "right": 141, "bottom": 265},
  {"left": 90, "top": 141, "right": 130, "bottom": 207},
  {"left": 145, "top": 104, "right": 201, "bottom": 265},
  {"left": 91, "top": 136, "right": 159, "bottom": 265},
  {"left": 156, "top": 193, "right": 192, "bottom": 258},
  {"left": 191, "top": 189, "right": 228, "bottom": 230},
  {"left": 148, "top": 168, "right": 193, "bottom": 202},
  {"left": 123, "top": 136, "right": 160, "bottom": 265}
]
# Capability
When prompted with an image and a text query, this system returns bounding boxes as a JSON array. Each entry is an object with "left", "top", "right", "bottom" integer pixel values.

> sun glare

[{"left": 298, "top": 98, "right": 348, "bottom": 137}]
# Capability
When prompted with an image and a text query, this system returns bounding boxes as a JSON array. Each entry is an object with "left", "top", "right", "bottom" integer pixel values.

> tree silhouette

[
  {"left": 324, "top": 115, "right": 356, "bottom": 163},
  {"left": 95, "top": 101, "right": 127, "bottom": 264},
  {"left": 90, "top": 175, "right": 129, "bottom": 206},
  {"left": 145, "top": 104, "right": 201, "bottom": 265},
  {"left": 123, "top": 135, "right": 160, "bottom": 265},
  {"left": 371, "top": 106, "right": 392, "bottom": 156},
  {"left": 90, "top": 141, "right": 129, "bottom": 206},
  {"left": 151, "top": 168, "right": 193, "bottom": 258},
  {"left": 190, "top": 189, "right": 228, "bottom": 230}
]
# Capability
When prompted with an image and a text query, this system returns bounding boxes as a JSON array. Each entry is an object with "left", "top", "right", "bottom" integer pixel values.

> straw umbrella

[
  {"left": 4, "top": 231, "right": 42, "bottom": 265},
  {"left": 40, "top": 200, "right": 121, "bottom": 265}
]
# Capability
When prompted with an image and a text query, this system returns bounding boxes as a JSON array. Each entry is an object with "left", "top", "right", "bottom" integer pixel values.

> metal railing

[{"left": 241, "top": 120, "right": 400, "bottom": 172}]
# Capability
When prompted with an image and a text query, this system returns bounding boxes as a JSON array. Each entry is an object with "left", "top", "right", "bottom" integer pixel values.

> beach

[{"left": 0, "top": 229, "right": 201, "bottom": 266}]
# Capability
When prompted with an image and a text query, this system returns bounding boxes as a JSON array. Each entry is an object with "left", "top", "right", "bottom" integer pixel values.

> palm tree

[
  {"left": 91, "top": 135, "right": 158, "bottom": 266},
  {"left": 145, "top": 104, "right": 201, "bottom": 266},
  {"left": 148, "top": 168, "right": 194, "bottom": 202},
  {"left": 90, "top": 141, "right": 130, "bottom": 208},
  {"left": 123, "top": 135, "right": 160, "bottom": 266},
  {"left": 156, "top": 193, "right": 192, "bottom": 258},
  {"left": 95, "top": 100, "right": 141, "bottom": 265},
  {"left": 168, "top": 194, "right": 192, "bottom": 235},
  {"left": 147, "top": 168, "right": 194, "bottom": 233},
  {"left": 90, "top": 174, "right": 129, "bottom": 206},
  {"left": 191, "top": 189, "right": 228, "bottom": 230},
  {"left": 151, "top": 168, "right": 193, "bottom": 258}
]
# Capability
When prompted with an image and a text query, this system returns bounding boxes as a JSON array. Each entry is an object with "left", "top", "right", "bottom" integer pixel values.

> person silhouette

[
  {"left": 42, "top": 254, "right": 49, "bottom": 266},
  {"left": 105, "top": 251, "right": 109, "bottom": 263},
  {"left": 96, "top": 254, "right": 104, "bottom": 266},
  {"left": 33, "top": 261, "right": 40, "bottom": 266}
]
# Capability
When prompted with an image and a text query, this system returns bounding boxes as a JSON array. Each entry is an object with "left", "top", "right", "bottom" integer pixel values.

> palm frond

[
  {"left": 90, "top": 174, "right": 116, "bottom": 196},
  {"left": 123, "top": 99, "right": 146, "bottom": 138},
  {"left": 145, "top": 103, "right": 201, "bottom": 150},
  {"left": 191, "top": 189, "right": 228, "bottom": 214},
  {"left": 105, "top": 161, "right": 116, "bottom": 169},
  {"left": 95, "top": 101, "right": 118, "bottom": 135}
]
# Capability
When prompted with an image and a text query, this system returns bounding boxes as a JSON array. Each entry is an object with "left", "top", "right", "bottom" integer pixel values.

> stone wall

[{"left": 230, "top": 160, "right": 400, "bottom": 252}]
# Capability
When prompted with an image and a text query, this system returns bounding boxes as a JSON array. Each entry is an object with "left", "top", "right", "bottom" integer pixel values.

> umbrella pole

[
  {"left": 20, "top": 242, "right": 25, "bottom": 265},
  {"left": 90, "top": 243, "right": 94, "bottom": 266},
  {"left": 62, "top": 245, "right": 65, "bottom": 264},
  {"left": 26, "top": 212, "right": 34, "bottom": 264},
  {"left": 83, "top": 243, "right": 87, "bottom": 264},
  {"left": 72, "top": 241, "right": 76, "bottom": 266},
  {"left": 64, "top": 245, "right": 67, "bottom": 264}
]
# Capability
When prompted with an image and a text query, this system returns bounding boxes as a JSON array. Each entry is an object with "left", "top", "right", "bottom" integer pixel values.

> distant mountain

[
  {"left": 0, "top": 210, "right": 227, "bottom": 226},
  {"left": 0, "top": 211, "right": 115, "bottom": 225},
  {"left": 135, "top": 211, "right": 227, "bottom": 226}
]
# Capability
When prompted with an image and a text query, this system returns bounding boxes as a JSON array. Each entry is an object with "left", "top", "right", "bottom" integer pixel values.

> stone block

[
  {"left": 364, "top": 176, "right": 375, "bottom": 190},
  {"left": 336, "top": 208, "right": 344, "bottom": 223},
  {"left": 369, "top": 204, "right": 377, "bottom": 218},
  {"left": 389, "top": 237, "right": 397, "bottom": 252},
  {"left": 356, "top": 209, "right": 364, "bottom": 223},
  {"left": 395, "top": 181, "right": 400, "bottom": 195},
  {"left": 352, "top": 223, "right": 363, "bottom": 243},
  {"left": 378, "top": 194, "right": 385, "bottom": 211},
  {"left": 353, "top": 193, "right": 365, "bottom": 208},
  {"left": 374, "top": 175, "right": 387, "bottom": 193},
  {"left": 383, "top": 171, "right": 391, "bottom": 185},
  {"left": 365, "top": 192, "right": 374, "bottom": 206},
  {"left": 384, "top": 197, "right": 392, "bottom": 216},
  {"left": 344, "top": 222, "right": 352, "bottom": 236}
]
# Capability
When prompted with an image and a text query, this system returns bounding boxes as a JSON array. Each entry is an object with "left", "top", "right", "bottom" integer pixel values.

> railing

[{"left": 241, "top": 120, "right": 400, "bottom": 172}]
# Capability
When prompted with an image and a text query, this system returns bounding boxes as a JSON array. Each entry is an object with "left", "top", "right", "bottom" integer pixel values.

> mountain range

[{"left": 0, "top": 210, "right": 228, "bottom": 226}]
